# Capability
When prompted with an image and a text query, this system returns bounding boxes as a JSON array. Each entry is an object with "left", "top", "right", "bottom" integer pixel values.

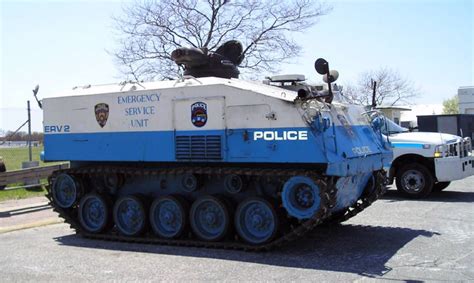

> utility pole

[{"left": 27, "top": 100, "right": 32, "bottom": 162}]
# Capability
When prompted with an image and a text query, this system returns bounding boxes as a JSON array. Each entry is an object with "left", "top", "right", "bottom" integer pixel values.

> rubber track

[{"left": 46, "top": 166, "right": 383, "bottom": 251}]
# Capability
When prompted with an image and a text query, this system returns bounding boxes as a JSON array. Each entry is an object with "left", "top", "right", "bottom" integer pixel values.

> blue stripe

[
  {"left": 391, "top": 143, "right": 424, "bottom": 149},
  {"left": 43, "top": 126, "right": 392, "bottom": 176}
]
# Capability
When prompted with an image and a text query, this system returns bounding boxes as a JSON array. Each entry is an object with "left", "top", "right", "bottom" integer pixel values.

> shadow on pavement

[
  {"left": 0, "top": 204, "right": 51, "bottom": 218},
  {"left": 381, "top": 189, "right": 474, "bottom": 203},
  {"left": 54, "top": 224, "right": 438, "bottom": 277}
]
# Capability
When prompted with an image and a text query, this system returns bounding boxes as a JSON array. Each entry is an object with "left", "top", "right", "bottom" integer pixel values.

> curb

[
  {"left": 0, "top": 201, "right": 50, "bottom": 213},
  {"left": 0, "top": 217, "right": 63, "bottom": 234}
]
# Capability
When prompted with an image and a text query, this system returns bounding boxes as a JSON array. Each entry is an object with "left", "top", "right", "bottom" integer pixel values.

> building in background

[
  {"left": 417, "top": 114, "right": 474, "bottom": 139},
  {"left": 375, "top": 106, "right": 412, "bottom": 125},
  {"left": 375, "top": 104, "right": 443, "bottom": 130},
  {"left": 399, "top": 104, "right": 443, "bottom": 129},
  {"left": 459, "top": 86, "right": 474, "bottom": 114}
]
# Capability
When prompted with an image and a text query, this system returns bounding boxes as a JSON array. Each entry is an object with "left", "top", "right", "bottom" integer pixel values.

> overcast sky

[{"left": 1, "top": 0, "right": 472, "bottom": 132}]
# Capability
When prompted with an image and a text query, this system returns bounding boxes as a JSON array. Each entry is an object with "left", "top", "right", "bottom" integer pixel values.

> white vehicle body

[
  {"left": 389, "top": 131, "right": 474, "bottom": 182},
  {"left": 382, "top": 117, "right": 474, "bottom": 197}
]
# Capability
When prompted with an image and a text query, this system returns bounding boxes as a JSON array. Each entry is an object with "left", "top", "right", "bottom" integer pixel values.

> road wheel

[
  {"left": 433, "top": 182, "right": 451, "bottom": 192},
  {"left": 78, "top": 193, "right": 111, "bottom": 233},
  {"left": 150, "top": 195, "right": 188, "bottom": 239},
  {"left": 113, "top": 195, "right": 147, "bottom": 236},
  {"left": 52, "top": 173, "right": 81, "bottom": 208},
  {"left": 396, "top": 163, "right": 434, "bottom": 199},
  {"left": 190, "top": 196, "right": 230, "bottom": 241},
  {"left": 235, "top": 197, "right": 278, "bottom": 245}
]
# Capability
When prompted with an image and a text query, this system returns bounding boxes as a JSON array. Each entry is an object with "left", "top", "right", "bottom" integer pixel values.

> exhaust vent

[{"left": 175, "top": 135, "right": 222, "bottom": 160}]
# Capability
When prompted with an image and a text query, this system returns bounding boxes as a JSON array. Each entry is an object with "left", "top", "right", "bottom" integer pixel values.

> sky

[{"left": 0, "top": 0, "right": 473, "bottom": 132}]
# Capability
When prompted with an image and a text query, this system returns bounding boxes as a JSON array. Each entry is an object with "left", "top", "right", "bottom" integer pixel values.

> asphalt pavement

[{"left": 0, "top": 177, "right": 473, "bottom": 281}]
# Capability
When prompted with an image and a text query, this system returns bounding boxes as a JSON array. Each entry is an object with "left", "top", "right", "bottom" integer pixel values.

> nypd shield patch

[
  {"left": 95, "top": 103, "right": 109, "bottom": 128},
  {"left": 191, "top": 102, "right": 207, "bottom": 127}
]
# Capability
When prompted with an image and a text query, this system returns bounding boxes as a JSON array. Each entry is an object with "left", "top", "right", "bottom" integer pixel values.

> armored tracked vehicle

[{"left": 44, "top": 44, "right": 392, "bottom": 250}]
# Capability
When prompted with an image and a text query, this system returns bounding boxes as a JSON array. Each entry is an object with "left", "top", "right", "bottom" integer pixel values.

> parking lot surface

[{"left": 0, "top": 177, "right": 473, "bottom": 281}]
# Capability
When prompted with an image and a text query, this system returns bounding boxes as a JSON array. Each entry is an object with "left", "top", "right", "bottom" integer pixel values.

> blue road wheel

[
  {"left": 281, "top": 176, "right": 321, "bottom": 220},
  {"left": 190, "top": 196, "right": 230, "bottom": 241},
  {"left": 113, "top": 195, "right": 147, "bottom": 236},
  {"left": 150, "top": 196, "right": 187, "bottom": 239},
  {"left": 52, "top": 173, "right": 80, "bottom": 208},
  {"left": 78, "top": 193, "right": 110, "bottom": 233},
  {"left": 235, "top": 198, "right": 278, "bottom": 245}
]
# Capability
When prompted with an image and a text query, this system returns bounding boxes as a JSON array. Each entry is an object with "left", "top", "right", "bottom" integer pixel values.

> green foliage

[
  {"left": 442, "top": 95, "right": 459, "bottom": 114},
  {"left": 0, "top": 146, "right": 45, "bottom": 171},
  {"left": 0, "top": 146, "right": 60, "bottom": 200}
]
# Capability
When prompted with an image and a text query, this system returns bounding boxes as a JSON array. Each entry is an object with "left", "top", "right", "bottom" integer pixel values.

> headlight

[{"left": 434, "top": 144, "right": 445, "bottom": 158}]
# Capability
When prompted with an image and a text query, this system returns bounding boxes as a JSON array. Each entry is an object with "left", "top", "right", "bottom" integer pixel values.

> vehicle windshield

[{"left": 381, "top": 116, "right": 409, "bottom": 135}]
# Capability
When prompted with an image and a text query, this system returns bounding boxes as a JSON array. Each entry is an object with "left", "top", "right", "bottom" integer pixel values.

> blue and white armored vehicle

[{"left": 44, "top": 44, "right": 392, "bottom": 250}]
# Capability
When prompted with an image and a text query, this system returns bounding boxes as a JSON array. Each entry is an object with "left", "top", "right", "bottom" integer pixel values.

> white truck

[{"left": 381, "top": 117, "right": 474, "bottom": 198}]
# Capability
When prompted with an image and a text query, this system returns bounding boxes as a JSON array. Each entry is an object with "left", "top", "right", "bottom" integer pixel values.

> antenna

[
  {"left": 371, "top": 80, "right": 377, "bottom": 109},
  {"left": 32, "top": 84, "right": 42, "bottom": 109}
]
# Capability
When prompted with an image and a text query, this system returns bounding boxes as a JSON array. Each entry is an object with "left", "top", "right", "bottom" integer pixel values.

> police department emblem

[
  {"left": 191, "top": 102, "right": 207, "bottom": 127},
  {"left": 94, "top": 103, "right": 109, "bottom": 128}
]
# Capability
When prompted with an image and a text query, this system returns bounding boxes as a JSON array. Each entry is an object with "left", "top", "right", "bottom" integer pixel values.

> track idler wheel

[
  {"left": 190, "top": 196, "right": 230, "bottom": 241},
  {"left": 78, "top": 193, "right": 111, "bottom": 233},
  {"left": 149, "top": 195, "right": 188, "bottom": 239},
  {"left": 113, "top": 195, "right": 147, "bottom": 236},
  {"left": 281, "top": 176, "right": 321, "bottom": 220},
  {"left": 52, "top": 173, "right": 81, "bottom": 208},
  {"left": 235, "top": 197, "right": 278, "bottom": 245}
]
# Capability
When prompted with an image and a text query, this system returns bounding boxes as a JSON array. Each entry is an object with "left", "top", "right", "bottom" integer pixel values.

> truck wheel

[
  {"left": 0, "top": 160, "right": 5, "bottom": 190},
  {"left": 395, "top": 163, "right": 433, "bottom": 199},
  {"left": 433, "top": 182, "right": 450, "bottom": 192}
]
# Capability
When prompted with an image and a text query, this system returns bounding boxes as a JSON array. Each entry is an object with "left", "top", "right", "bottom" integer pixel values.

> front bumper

[{"left": 435, "top": 155, "right": 474, "bottom": 182}]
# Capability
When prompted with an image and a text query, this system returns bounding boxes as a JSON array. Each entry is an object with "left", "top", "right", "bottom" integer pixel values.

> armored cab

[{"left": 44, "top": 53, "right": 392, "bottom": 250}]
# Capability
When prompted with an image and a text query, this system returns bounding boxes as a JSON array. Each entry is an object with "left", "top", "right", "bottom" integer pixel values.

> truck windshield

[{"left": 381, "top": 117, "right": 409, "bottom": 135}]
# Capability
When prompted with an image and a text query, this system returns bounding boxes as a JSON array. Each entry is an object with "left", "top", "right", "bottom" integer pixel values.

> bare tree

[
  {"left": 113, "top": 0, "right": 331, "bottom": 80},
  {"left": 343, "top": 68, "right": 420, "bottom": 106}
]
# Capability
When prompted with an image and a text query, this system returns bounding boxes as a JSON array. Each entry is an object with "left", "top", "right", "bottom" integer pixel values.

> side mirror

[
  {"left": 32, "top": 84, "right": 42, "bottom": 109},
  {"left": 323, "top": 70, "right": 339, "bottom": 83},
  {"left": 314, "top": 58, "right": 337, "bottom": 103},
  {"left": 32, "top": 85, "right": 39, "bottom": 95},
  {"left": 314, "top": 58, "right": 329, "bottom": 75}
]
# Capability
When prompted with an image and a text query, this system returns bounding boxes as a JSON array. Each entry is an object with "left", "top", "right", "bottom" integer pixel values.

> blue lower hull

[{"left": 44, "top": 126, "right": 391, "bottom": 176}]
